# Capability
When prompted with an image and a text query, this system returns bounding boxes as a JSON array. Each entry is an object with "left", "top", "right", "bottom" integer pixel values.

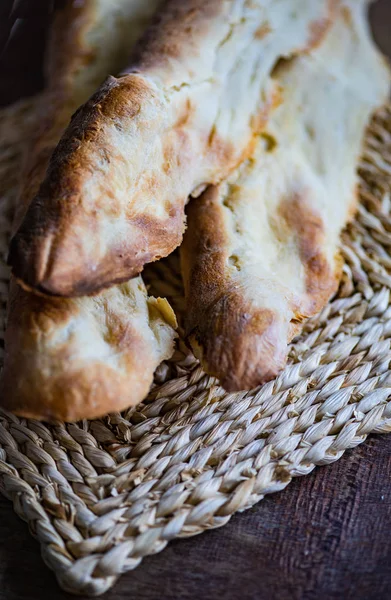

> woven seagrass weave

[{"left": 0, "top": 99, "right": 391, "bottom": 596}]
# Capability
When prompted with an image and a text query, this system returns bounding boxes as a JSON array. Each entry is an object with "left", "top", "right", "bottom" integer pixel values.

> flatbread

[
  {"left": 9, "top": 0, "right": 337, "bottom": 296},
  {"left": 181, "top": 0, "right": 390, "bottom": 390},
  {"left": 0, "top": 0, "right": 177, "bottom": 422}
]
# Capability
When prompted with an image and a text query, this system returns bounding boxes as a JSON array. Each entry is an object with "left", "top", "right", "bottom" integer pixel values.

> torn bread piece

[
  {"left": 9, "top": 0, "right": 337, "bottom": 297},
  {"left": 2, "top": 281, "right": 176, "bottom": 421},
  {"left": 181, "top": 0, "right": 390, "bottom": 391},
  {"left": 0, "top": 0, "right": 177, "bottom": 422}
]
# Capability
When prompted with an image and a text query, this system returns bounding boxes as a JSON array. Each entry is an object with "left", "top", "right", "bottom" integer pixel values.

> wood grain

[{"left": 0, "top": 1, "right": 390, "bottom": 599}]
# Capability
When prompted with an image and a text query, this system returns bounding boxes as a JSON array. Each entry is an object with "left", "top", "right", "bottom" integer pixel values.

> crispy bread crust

[
  {"left": 181, "top": 0, "right": 390, "bottom": 391},
  {"left": 1, "top": 278, "right": 176, "bottom": 421},
  {"left": 0, "top": 0, "right": 177, "bottom": 422},
  {"left": 182, "top": 187, "right": 290, "bottom": 390},
  {"left": 182, "top": 186, "right": 342, "bottom": 391},
  {"left": 9, "top": 0, "right": 338, "bottom": 296}
]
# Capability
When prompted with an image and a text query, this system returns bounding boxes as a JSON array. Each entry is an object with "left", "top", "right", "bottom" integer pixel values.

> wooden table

[{"left": 0, "top": 2, "right": 390, "bottom": 598}]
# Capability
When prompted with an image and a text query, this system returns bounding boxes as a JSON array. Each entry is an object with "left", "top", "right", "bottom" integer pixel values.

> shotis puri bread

[
  {"left": 181, "top": 0, "right": 390, "bottom": 391},
  {"left": 13, "top": 0, "right": 164, "bottom": 233},
  {"left": 0, "top": 0, "right": 177, "bottom": 422},
  {"left": 8, "top": 0, "right": 338, "bottom": 297}
]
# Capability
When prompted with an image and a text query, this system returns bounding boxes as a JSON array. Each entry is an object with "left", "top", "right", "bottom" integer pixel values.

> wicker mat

[{"left": 0, "top": 99, "right": 391, "bottom": 596}]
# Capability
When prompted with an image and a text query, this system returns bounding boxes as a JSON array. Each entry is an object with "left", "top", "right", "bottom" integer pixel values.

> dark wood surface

[{"left": 0, "top": 2, "right": 390, "bottom": 599}]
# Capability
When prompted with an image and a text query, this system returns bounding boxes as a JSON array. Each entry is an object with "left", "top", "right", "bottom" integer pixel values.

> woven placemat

[{"left": 0, "top": 98, "right": 391, "bottom": 596}]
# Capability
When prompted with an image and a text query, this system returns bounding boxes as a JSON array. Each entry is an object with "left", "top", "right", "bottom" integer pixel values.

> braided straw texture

[{"left": 1, "top": 99, "right": 391, "bottom": 596}]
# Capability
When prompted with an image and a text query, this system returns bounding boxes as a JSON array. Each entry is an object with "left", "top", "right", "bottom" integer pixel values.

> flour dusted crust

[
  {"left": 9, "top": 0, "right": 337, "bottom": 297},
  {"left": 0, "top": 0, "right": 177, "bottom": 422},
  {"left": 181, "top": 0, "right": 390, "bottom": 391}
]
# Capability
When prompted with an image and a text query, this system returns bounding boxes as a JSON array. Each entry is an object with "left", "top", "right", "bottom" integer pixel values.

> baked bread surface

[
  {"left": 9, "top": 0, "right": 337, "bottom": 296},
  {"left": 181, "top": 0, "right": 390, "bottom": 391},
  {"left": 0, "top": 0, "right": 177, "bottom": 422}
]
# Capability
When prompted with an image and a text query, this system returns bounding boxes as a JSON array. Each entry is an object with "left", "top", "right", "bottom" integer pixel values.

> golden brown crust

[
  {"left": 1, "top": 0, "right": 177, "bottom": 422},
  {"left": 181, "top": 185, "right": 341, "bottom": 391},
  {"left": 181, "top": 1, "right": 390, "bottom": 392},
  {"left": 277, "top": 195, "right": 338, "bottom": 315},
  {"left": 182, "top": 187, "right": 288, "bottom": 391},
  {"left": 12, "top": 0, "right": 97, "bottom": 232},
  {"left": 181, "top": 185, "right": 339, "bottom": 392},
  {"left": 9, "top": 0, "right": 339, "bottom": 297},
  {"left": 8, "top": 74, "right": 187, "bottom": 296},
  {"left": 127, "top": 0, "right": 226, "bottom": 76},
  {"left": 1, "top": 364, "right": 143, "bottom": 422},
  {"left": 0, "top": 278, "right": 176, "bottom": 422}
]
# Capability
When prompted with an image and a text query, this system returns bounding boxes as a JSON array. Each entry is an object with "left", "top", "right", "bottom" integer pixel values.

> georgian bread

[
  {"left": 0, "top": 0, "right": 177, "bottom": 422},
  {"left": 1, "top": 280, "right": 176, "bottom": 421},
  {"left": 181, "top": 0, "right": 390, "bottom": 391},
  {"left": 13, "top": 0, "right": 164, "bottom": 232},
  {"left": 9, "top": 0, "right": 337, "bottom": 297}
]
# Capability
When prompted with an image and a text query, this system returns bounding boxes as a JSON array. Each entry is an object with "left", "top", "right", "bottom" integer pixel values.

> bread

[
  {"left": 180, "top": 0, "right": 390, "bottom": 391},
  {"left": 13, "top": 0, "right": 164, "bottom": 232},
  {"left": 1, "top": 279, "right": 176, "bottom": 421},
  {"left": 0, "top": 0, "right": 178, "bottom": 422},
  {"left": 8, "top": 0, "right": 338, "bottom": 297}
]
